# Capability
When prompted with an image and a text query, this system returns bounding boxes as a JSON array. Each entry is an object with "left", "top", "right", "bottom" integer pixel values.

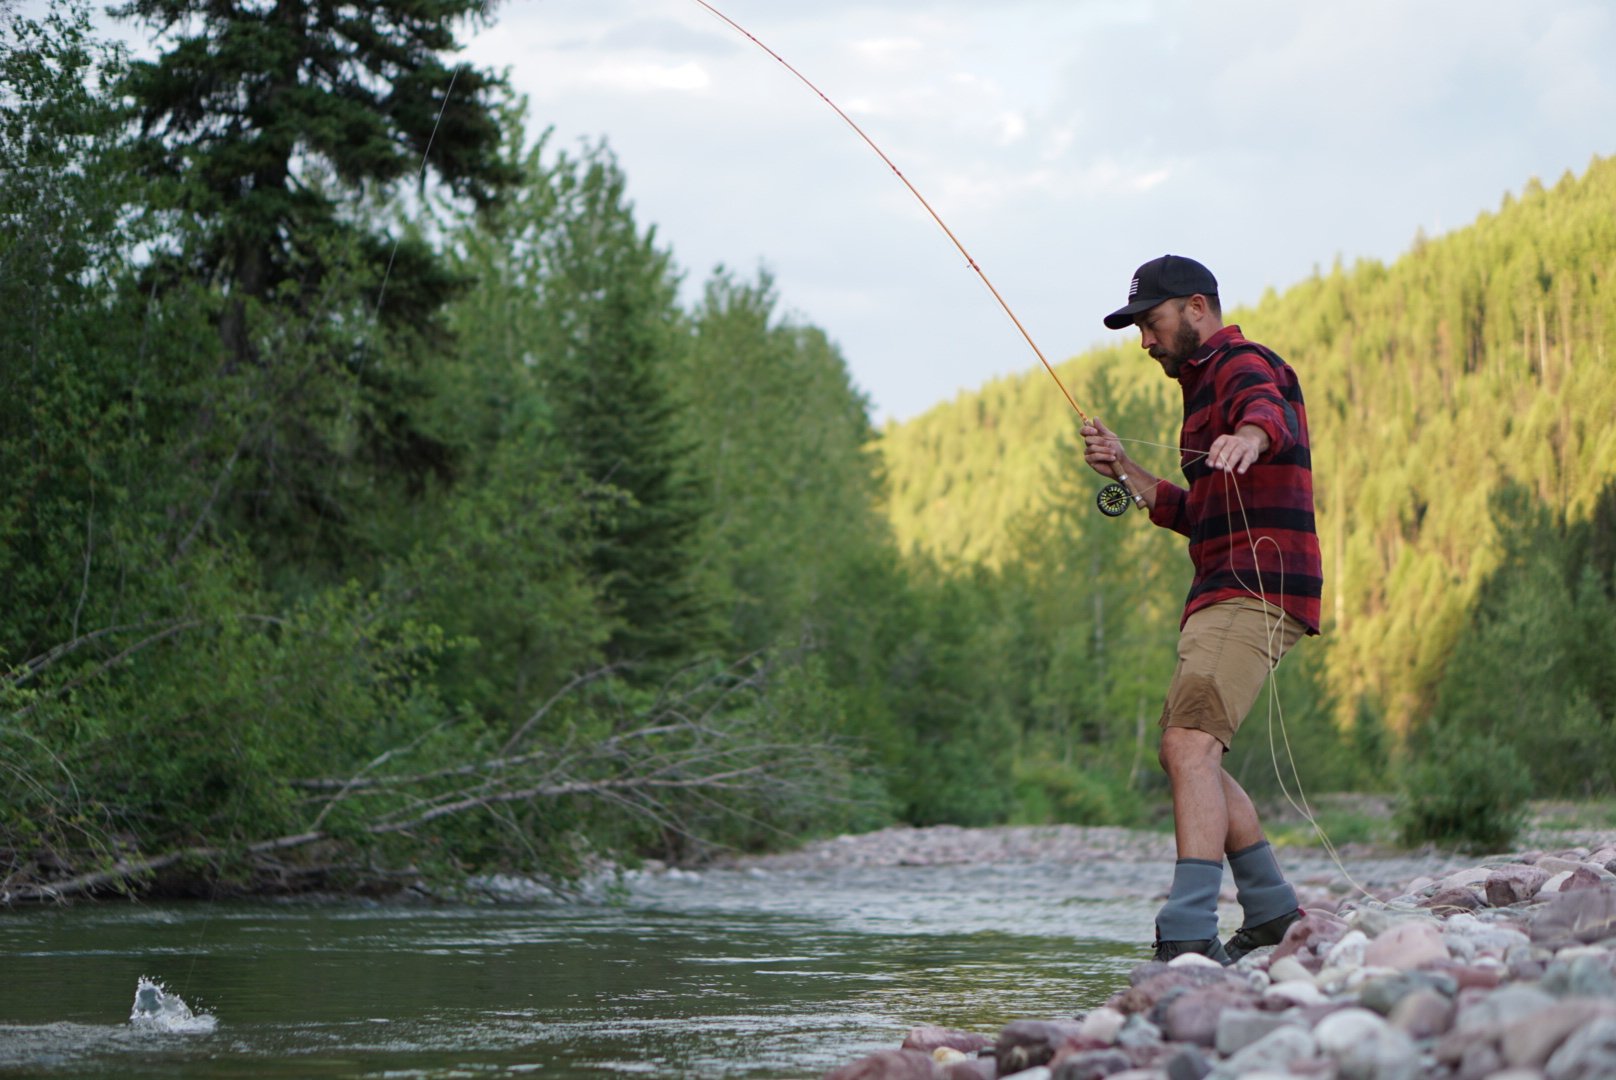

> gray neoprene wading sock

[
  {"left": 1155, "top": 857, "right": 1223, "bottom": 941},
  {"left": 1229, "top": 839, "right": 1298, "bottom": 927}
]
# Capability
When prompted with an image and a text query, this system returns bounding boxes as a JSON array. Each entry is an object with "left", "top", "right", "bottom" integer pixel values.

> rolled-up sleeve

[{"left": 1222, "top": 355, "right": 1299, "bottom": 459}]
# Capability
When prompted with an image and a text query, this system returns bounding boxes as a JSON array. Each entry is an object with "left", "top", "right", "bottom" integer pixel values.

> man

[{"left": 1082, "top": 254, "right": 1322, "bottom": 964}]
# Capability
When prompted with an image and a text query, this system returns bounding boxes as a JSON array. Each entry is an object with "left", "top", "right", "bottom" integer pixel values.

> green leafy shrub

[
  {"left": 1394, "top": 726, "right": 1531, "bottom": 852},
  {"left": 1010, "top": 757, "right": 1148, "bottom": 827}
]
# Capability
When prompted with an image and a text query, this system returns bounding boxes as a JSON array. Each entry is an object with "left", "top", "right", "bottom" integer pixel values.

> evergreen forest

[{"left": 3, "top": 1, "right": 1612, "bottom": 900}]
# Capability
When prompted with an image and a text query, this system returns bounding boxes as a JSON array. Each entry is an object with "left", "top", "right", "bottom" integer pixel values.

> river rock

[
  {"left": 1162, "top": 1046, "right": 1213, "bottom": 1080},
  {"left": 1444, "top": 913, "right": 1532, "bottom": 960},
  {"left": 1318, "top": 1002, "right": 1422, "bottom": 1080},
  {"left": 1113, "top": 1014, "right": 1161, "bottom": 1054},
  {"left": 1110, "top": 966, "right": 1237, "bottom": 1014},
  {"left": 1264, "top": 978, "right": 1328, "bottom": 1008},
  {"left": 1359, "top": 970, "right": 1458, "bottom": 1015},
  {"left": 1531, "top": 885, "right": 1616, "bottom": 949},
  {"left": 1077, "top": 1007, "right": 1126, "bottom": 1044},
  {"left": 1160, "top": 983, "right": 1260, "bottom": 1046},
  {"left": 1271, "top": 910, "right": 1349, "bottom": 968},
  {"left": 903, "top": 1026, "right": 993, "bottom": 1055},
  {"left": 823, "top": 1049, "right": 937, "bottom": 1080},
  {"left": 1208, "top": 1025, "right": 1317, "bottom": 1078},
  {"left": 1500, "top": 999, "right": 1616, "bottom": 1068},
  {"left": 1559, "top": 867, "right": 1608, "bottom": 893},
  {"left": 1323, "top": 929, "right": 1369, "bottom": 970},
  {"left": 1421, "top": 885, "right": 1484, "bottom": 912},
  {"left": 1545, "top": 1017, "right": 1616, "bottom": 1080},
  {"left": 1048, "top": 1048, "right": 1131, "bottom": 1080},
  {"left": 1390, "top": 986, "right": 1455, "bottom": 1038},
  {"left": 1363, "top": 918, "right": 1450, "bottom": 970},
  {"left": 1214, "top": 1007, "right": 1306, "bottom": 1056},
  {"left": 1542, "top": 953, "right": 1616, "bottom": 999},
  {"left": 1538, "top": 856, "right": 1602, "bottom": 875},
  {"left": 939, "top": 1058, "right": 998, "bottom": 1080},
  {"left": 1457, "top": 1038, "right": 1507, "bottom": 1080},
  {"left": 1267, "top": 955, "right": 1315, "bottom": 984},
  {"left": 996, "top": 1021, "right": 1084, "bottom": 1073},
  {"left": 1488, "top": 865, "right": 1553, "bottom": 906},
  {"left": 1436, "top": 866, "right": 1494, "bottom": 893}
]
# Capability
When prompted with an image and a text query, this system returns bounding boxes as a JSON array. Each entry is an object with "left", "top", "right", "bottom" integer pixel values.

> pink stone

[
  {"left": 1485, "top": 865, "right": 1551, "bottom": 906},
  {"left": 901, "top": 1026, "right": 991, "bottom": 1055},
  {"left": 823, "top": 1049, "right": 936, "bottom": 1080},
  {"left": 1559, "top": 866, "right": 1605, "bottom": 893},
  {"left": 1363, "top": 920, "right": 1450, "bottom": 971},
  {"left": 1271, "top": 910, "right": 1349, "bottom": 965}
]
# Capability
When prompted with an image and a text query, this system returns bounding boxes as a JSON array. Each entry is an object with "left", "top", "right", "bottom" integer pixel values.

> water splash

[{"left": 128, "top": 976, "right": 217, "bottom": 1034}]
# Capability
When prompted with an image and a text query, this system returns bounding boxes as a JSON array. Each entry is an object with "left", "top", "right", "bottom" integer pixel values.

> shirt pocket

[{"left": 1180, "top": 407, "right": 1215, "bottom": 469}]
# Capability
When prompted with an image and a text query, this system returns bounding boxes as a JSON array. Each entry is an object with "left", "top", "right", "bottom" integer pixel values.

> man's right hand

[{"left": 1082, "top": 417, "right": 1125, "bottom": 479}]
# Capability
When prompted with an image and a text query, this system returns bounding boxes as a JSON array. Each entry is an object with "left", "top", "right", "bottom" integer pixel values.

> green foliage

[
  {"left": 1428, "top": 480, "right": 1616, "bottom": 796},
  {"left": 0, "top": 7, "right": 886, "bottom": 897},
  {"left": 1224, "top": 641, "right": 1386, "bottom": 801},
  {"left": 679, "top": 268, "right": 888, "bottom": 654},
  {"left": 1010, "top": 757, "right": 1147, "bottom": 827},
  {"left": 1395, "top": 725, "right": 1532, "bottom": 852},
  {"left": 445, "top": 124, "right": 717, "bottom": 670}
]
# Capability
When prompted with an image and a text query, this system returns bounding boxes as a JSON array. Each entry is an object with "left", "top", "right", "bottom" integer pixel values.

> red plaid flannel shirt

[{"left": 1149, "top": 325, "right": 1322, "bottom": 633}]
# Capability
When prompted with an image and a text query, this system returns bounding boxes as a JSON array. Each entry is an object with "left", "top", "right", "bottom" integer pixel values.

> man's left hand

[{"left": 1207, "top": 425, "right": 1269, "bottom": 474}]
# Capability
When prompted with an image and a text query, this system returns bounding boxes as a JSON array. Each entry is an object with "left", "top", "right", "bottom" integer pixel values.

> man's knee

[{"left": 1158, "top": 726, "right": 1223, "bottom": 778}]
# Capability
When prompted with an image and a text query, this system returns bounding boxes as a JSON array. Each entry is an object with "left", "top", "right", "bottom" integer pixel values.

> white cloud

[
  {"left": 996, "top": 112, "right": 1028, "bottom": 146},
  {"left": 1131, "top": 167, "right": 1171, "bottom": 193},
  {"left": 851, "top": 37, "right": 926, "bottom": 65},
  {"left": 586, "top": 60, "right": 711, "bottom": 94}
]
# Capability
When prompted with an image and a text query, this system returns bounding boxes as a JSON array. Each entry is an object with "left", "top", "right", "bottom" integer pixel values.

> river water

[{"left": 0, "top": 858, "right": 1172, "bottom": 1078}]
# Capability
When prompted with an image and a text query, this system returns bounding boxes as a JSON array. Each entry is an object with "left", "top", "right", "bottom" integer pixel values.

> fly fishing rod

[{"left": 688, "top": 0, "right": 1145, "bottom": 518}]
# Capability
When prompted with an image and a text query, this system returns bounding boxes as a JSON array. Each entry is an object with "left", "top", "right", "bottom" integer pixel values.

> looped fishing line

[{"left": 1221, "top": 468, "right": 1407, "bottom": 910}]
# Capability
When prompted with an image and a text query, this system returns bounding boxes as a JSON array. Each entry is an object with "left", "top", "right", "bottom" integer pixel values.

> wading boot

[
  {"left": 1225, "top": 908, "right": 1304, "bottom": 963},
  {"left": 1152, "top": 935, "right": 1231, "bottom": 965}
]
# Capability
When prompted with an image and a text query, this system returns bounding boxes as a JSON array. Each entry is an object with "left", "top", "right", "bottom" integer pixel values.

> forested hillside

[{"left": 881, "top": 154, "right": 1616, "bottom": 757}]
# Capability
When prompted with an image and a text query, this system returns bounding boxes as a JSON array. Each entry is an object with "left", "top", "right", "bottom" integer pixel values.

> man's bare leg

[
  {"left": 1159, "top": 726, "right": 1231, "bottom": 859},
  {"left": 1152, "top": 727, "right": 1230, "bottom": 951}
]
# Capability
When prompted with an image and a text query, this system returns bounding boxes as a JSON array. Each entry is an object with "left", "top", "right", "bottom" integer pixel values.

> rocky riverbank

[{"left": 795, "top": 831, "right": 1616, "bottom": 1080}]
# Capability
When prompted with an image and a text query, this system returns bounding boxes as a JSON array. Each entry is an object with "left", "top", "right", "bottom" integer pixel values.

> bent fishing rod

[{"left": 689, "top": 0, "right": 1149, "bottom": 520}]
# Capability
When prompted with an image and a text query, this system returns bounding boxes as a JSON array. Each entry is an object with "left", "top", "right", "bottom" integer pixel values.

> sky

[
  {"left": 42, "top": 0, "right": 1616, "bottom": 425},
  {"left": 458, "top": 0, "right": 1616, "bottom": 424}
]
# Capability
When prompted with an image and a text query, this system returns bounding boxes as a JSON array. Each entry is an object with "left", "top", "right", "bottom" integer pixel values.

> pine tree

[{"left": 115, "top": 0, "right": 514, "bottom": 361}]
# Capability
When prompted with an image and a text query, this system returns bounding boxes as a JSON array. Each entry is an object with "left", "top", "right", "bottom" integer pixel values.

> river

[
  {"left": 0, "top": 828, "right": 1480, "bottom": 1080},
  {"left": 0, "top": 856, "right": 1175, "bottom": 1078}
]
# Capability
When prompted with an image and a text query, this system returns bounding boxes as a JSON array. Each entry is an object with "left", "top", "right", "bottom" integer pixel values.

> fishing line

[
  {"left": 688, "top": 0, "right": 1091, "bottom": 425},
  {"left": 1221, "top": 469, "right": 1388, "bottom": 907},
  {"left": 371, "top": 63, "right": 463, "bottom": 335},
  {"left": 695, "top": 0, "right": 1395, "bottom": 921}
]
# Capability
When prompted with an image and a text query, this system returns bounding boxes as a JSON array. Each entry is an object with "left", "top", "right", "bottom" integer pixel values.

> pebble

[{"left": 817, "top": 836, "right": 1616, "bottom": 1080}]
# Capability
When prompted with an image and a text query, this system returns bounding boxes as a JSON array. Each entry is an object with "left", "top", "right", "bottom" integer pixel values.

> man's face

[{"left": 1134, "top": 298, "right": 1201, "bottom": 378}]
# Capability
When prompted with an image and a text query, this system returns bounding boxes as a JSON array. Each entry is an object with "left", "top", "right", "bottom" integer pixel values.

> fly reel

[
  {"left": 1096, "top": 476, "right": 1143, "bottom": 518},
  {"left": 1096, "top": 483, "right": 1132, "bottom": 517}
]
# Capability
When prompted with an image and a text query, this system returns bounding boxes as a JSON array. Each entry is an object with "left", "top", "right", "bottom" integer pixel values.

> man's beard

[{"left": 1151, "top": 320, "right": 1202, "bottom": 378}]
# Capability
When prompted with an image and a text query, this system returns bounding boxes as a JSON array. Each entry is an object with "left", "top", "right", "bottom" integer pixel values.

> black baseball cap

[{"left": 1102, "top": 254, "right": 1219, "bottom": 329}]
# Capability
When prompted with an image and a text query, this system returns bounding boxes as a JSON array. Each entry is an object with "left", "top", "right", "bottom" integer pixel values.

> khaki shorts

[{"left": 1160, "top": 598, "right": 1305, "bottom": 749}]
